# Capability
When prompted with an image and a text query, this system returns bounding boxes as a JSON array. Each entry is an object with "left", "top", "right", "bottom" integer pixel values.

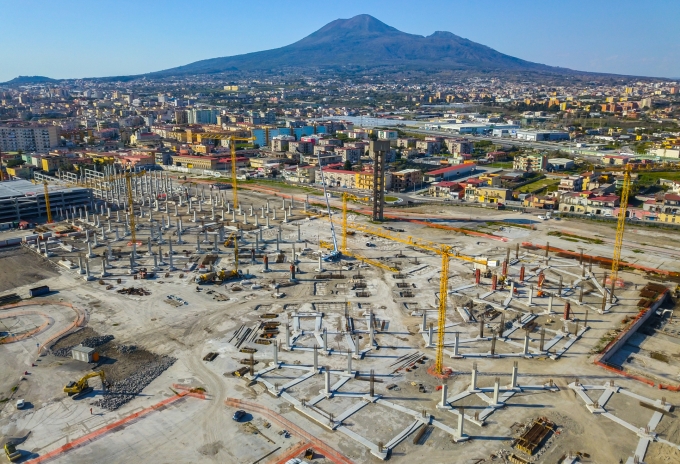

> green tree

[{"left": 343, "top": 160, "right": 352, "bottom": 171}]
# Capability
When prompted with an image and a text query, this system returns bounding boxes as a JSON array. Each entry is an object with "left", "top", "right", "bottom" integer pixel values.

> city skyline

[{"left": 1, "top": 0, "right": 679, "bottom": 82}]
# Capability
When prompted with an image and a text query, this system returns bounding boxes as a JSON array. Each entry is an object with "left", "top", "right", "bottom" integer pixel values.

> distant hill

[
  {"left": 148, "top": 14, "right": 569, "bottom": 77},
  {"left": 2, "top": 75, "right": 61, "bottom": 85}
]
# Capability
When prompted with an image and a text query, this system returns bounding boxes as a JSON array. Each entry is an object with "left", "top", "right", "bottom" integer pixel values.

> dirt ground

[
  {"left": 50, "top": 327, "right": 167, "bottom": 383},
  {"left": 0, "top": 247, "right": 59, "bottom": 293}
]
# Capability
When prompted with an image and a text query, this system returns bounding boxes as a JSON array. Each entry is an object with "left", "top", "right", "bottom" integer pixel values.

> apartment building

[
  {"left": 0, "top": 124, "right": 59, "bottom": 153},
  {"left": 558, "top": 175, "right": 584, "bottom": 193},
  {"left": 513, "top": 154, "right": 547, "bottom": 172},
  {"left": 391, "top": 169, "right": 422, "bottom": 191}
]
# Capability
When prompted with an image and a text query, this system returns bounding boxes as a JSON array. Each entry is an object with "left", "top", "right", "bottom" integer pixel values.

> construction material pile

[
  {"left": 116, "top": 345, "right": 137, "bottom": 354},
  {"left": 53, "top": 334, "right": 115, "bottom": 357},
  {"left": 116, "top": 287, "right": 151, "bottom": 296},
  {"left": 92, "top": 355, "right": 176, "bottom": 410}
]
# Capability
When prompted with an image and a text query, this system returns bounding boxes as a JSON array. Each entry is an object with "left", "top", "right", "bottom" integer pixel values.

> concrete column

[
  {"left": 493, "top": 378, "right": 500, "bottom": 405},
  {"left": 273, "top": 209, "right": 277, "bottom": 220},
  {"left": 115, "top": 227, "right": 120, "bottom": 241},
  {"left": 232, "top": 210, "right": 236, "bottom": 223},
  {"left": 322, "top": 329, "right": 328, "bottom": 351},
  {"left": 243, "top": 213, "right": 248, "bottom": 224},
  {"left": 528, "top": 285, "right": 533, "bottom": 306},
  {"left": 84, "top": 259, "right": 92, "bottom": 281},
  {"left": 324, "top": 368, "right": 331, "bottom": 395},
  {"left": 440, "top": 384, "right": 448, "bottom": 408},
  {"left": 153, "top": 254, "right": 159, "bottom": 270},
  {"left": 261, "top": 206, "right": 265, "bottom": 218},
  {"left": 285, "top": 325, "right": 291, "bottom": 349},
  {"left": 313, "top": 345, "right": 318, "bottom": 372},
  {"left": 470, "top": 365, "right": 477, "bottom": 391},
  {"left": 347, "top": 350, "right": 352, "bottom": 374},
  {"left": 297, "top": 224, "right": 301, "bottom": 242},
  {"left": 273, "top": 343, "right": 278, "bottom": 366},
  {"left": 523, "top": 332, "right": 530, "bottom": 356},
  {"left": 78, "top": 254, "right": 85, "bottom": 274},
  {"left": 283, "top": 210, "right": 288, "bottom": 223},
  {"left": 168, "top": 239, "right": 175, "bottom": 271},
  {"left": 453, "top": 332, "right": 459, "bottom": 357},
  {"left": 354, "top": 335, "right": 359, "bottom": 355},
  {"left": 422, "top": 311, "right": 427, "bottom": 332},
  {"left": 266, "top": 215, "right": 270, "bottom": 228},
  {"left": 249, "top": 205, "right": 253, "bottom": 217},
  {"left": 457, "top": 410, "right": 464, "bottom": 439},
  {"left": 511, "top": 362, "right": 518, "bottom": 388},
  {"left": 548, "top": 295, "right": 553, "bottom": 314},
  {"left": 87, "top": 241, "right": 95, "bottom": 258},
  {"left": 196, "top": 235, "right": 201, "bottom": 252},
  {"left": 428, "top": 323, "right": 434, "bottom": 347}
]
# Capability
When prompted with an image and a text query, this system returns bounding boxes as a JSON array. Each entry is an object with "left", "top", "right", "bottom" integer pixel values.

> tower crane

[
  {"left": 316, "top": 154, "right": 340, "bottom": 261},
  {"left": 227, "top": 135, "right": 256, "bottom": 209},
  {"left": 610, "top": 164, "right": 632, "bottom": 287},
  {"left": 108, "top": 169, "right": 146, "bottom": 245},
  {"left": 43, "top": 181, "right": 53, "bottom": 223},
  {"left": 196, "top": 132, "right": 256, "bottom": 209},
  {"left": 435, "top": 247, "right": 451, "bottom": 375}
]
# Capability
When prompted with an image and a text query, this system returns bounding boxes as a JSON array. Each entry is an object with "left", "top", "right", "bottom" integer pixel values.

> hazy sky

[{"left": 1, "top": 0, "right": 678, "bottom": 81}]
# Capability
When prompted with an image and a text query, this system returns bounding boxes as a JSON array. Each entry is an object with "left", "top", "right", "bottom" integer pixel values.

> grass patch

[
  {"left": 0, "top": 398, "right": 8, "bottom": 403},
  {"left": 11, "top": 385, "right": 18, "bottom": 392},
  {"left": 384, "top": 196, "right": 399, "bottom": 202},
  {"left": 517, "top": 178, "right": 560, "bottom": 194},
  {"left": 638, "top": 171, "right": 680, "bottom": 185},
  {"left": 562, "top": 237, "right": 579, "bottom": 242},
  {"left": 632, "top": 249, "right": 644, "bottom": 253}
]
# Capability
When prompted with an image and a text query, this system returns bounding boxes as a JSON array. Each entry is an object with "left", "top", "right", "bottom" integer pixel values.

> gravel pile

[
  {"left": 116, "top": 344, "right": 137, "bottom": 354},
  {"left": 92, "top": 356, "right": 176, "bottom": 410},
  {"left": 53, "top": 335, "right": 115, "bottom": 357}
]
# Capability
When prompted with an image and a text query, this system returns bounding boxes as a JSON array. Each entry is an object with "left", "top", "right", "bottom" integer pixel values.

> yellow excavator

[
  {"left": 4, "top": 443, "right": 21, "bottom": 462},
  {"left": 63, "top": 371, "right": 107, "bottom": 399}
]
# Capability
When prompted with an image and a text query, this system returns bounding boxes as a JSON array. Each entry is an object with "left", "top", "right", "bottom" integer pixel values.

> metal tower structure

[{"left": 435, "top": 247, "right": 451, "bottom": 375}]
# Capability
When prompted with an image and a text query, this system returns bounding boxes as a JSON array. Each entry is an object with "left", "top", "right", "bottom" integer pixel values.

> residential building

[
  {"left": 0, "top": 124, "right": 59, "bottom": 153},
  {"left": 444, "top": 138, "right": 473, "bottom": 154},
  {"left": 513, "top": 154, "right": 547, "bottom": 172},
  {"left": 558, "top": 176, "right": 584, "bottom": 193},
  {"left": 391, "top": 169, "right": 423, "bottom": 191},
  {"left": 428, "top": 181, "right": 463, "bottom": 199}
]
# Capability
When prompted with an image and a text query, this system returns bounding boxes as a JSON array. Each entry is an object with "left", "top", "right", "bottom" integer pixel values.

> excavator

[
  {"left": 4, "top": 443, "right": 21, "bottom": 462},
  {"left": 196, "top": 233, "right": 241, "bottom": 284},
  {"left": 63, "top": 371, "right": 107, "bottom": 399}
]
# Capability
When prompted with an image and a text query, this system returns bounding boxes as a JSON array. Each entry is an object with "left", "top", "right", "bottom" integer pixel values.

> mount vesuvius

[{"left": 147, "top": 14, "right": 570, "bottom": 77}]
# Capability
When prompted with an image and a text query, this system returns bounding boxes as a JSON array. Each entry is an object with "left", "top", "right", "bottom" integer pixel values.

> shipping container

[{"left": 29, "top": 285, "right": 50, "bottom": 297}]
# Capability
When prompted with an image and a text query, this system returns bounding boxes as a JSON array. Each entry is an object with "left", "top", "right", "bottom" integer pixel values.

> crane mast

[{"left": 316, "top": 152, "right": 339, "bottom": 260}]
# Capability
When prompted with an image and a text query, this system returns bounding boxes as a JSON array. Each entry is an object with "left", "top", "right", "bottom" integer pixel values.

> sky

[{"left": 1, "top": 0, "right": 679, "bottom": 82}]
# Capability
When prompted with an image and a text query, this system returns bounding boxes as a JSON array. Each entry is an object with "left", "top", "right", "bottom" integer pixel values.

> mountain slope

[{"left": 148, "top": 15, "right": 564, "bottom": 76}]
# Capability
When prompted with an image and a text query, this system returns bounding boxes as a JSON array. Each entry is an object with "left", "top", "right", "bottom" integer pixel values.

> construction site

[{"left": 1, "top": 150, "right": 680, "bottom": 464}]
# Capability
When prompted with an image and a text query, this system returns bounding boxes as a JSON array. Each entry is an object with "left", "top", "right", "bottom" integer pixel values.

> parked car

[
  {"left": 232, "top": 410, "right": 246, "bottom": 421},
  {"left": 537, "top": 215, "right": 547, "bottom": 220},
  {"left": 16, "top": 399, "right": 25, "bottom": 410}
]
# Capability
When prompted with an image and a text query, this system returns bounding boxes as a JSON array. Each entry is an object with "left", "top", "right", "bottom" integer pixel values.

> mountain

[
  {"left": 2, "top": 75, "right": 60, "bottom": 85},
  {"left": 148, "top": 15, "right": 566, "bottom": 77}
]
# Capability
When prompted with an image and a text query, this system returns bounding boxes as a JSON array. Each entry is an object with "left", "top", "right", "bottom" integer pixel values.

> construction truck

[
  {"left": 216, "top": 268, "right": 241, "bottom": 282},
  {"left": 4, "top": 443, "right": 21, "bottom": 462},
  {"left": 63, "top": 371, "right": 107, "bottom": 399}
]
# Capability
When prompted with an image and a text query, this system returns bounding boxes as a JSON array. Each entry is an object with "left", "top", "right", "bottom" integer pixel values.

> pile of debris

[
  {"left": 116, "top": 287, "right": 151, "bottom": 296},
  {"left": 92, "top": 355, "right": 176, "bottom": 410},
  {"left": 53, "top": 334, "right": 115, "bottom": 357},
  {"left": 116, "top": 344, "right": 137, "bottom": 354}
]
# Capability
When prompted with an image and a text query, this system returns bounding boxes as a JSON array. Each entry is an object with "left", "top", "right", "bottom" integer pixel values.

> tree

[{"left": 343, "top": 160, "right": 352, "bottom": 171}]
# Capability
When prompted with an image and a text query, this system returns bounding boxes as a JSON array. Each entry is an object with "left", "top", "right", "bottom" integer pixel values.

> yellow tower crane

[
  {"left": 342, "top": 192, "right": 348, "bottom": 252},
  {"left": 435, "top": 247, "right": 451, "bottom": 375},
  {"left": 611, "top": 164, "right": 632, "bottom": 286},
  {"left": 42, "top": 181, "right": 53, "bottom": 223},
  {"left": 196, "top": 132, "right": 256, "bottom": 210},
  {"left": 228, "top": 135, "right": 256, "bottom": 209}
]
